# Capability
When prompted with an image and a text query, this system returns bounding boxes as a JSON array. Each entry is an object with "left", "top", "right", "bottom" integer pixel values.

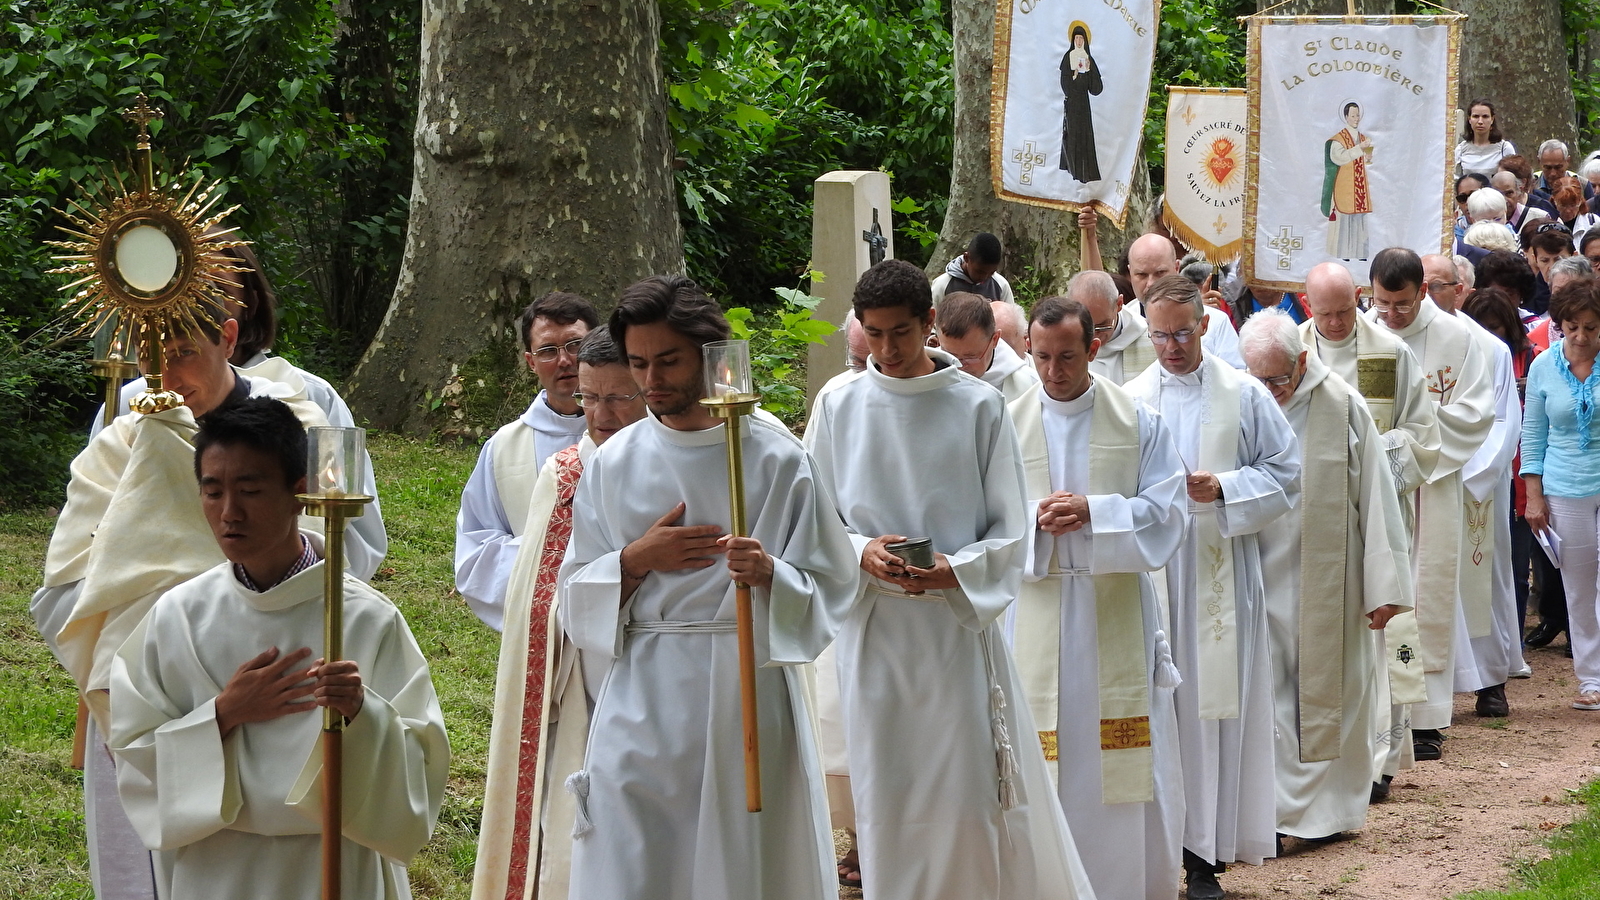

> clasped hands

[
  {"left": 860, "top": 535, "right": 958, "bottom": 594},
  {"left": 619, "top": 501, "right": 773, "bottom": 589},
  {"left": 1038, "top": 491, "right": 1090, "bottom": 534},
  {"left": 215, "top": 647, "right": 364, "bottom": 739},
  {"left": 1186, "top": 470, "right": 1223, "bottom": 505}
]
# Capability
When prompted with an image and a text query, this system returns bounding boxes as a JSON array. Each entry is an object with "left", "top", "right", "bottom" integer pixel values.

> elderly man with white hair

[
  {"left": 1240, "top": 308, "right": 1414, "bottom": 845},
  {"left": 992, "top": 298, "right": 1030, "bottom": 359},
  {"left": 1492, "top": 170, "right": 1550, "bottom": 233}
]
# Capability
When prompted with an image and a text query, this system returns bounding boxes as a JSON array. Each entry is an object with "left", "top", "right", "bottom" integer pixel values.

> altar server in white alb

[
  {"left": 1421, "top": 255, "right": 1523, "bottom": 721},
  {"left": 1240, "top": 309, "right": 1413, "bottom": 843},
  {"left": 90, "top": 242, "right": 388, "bottom": 581},
  {"left": 32, "top": 315, "right": 330, "bottom": 900},
  {"left": 558, "top": 276, "right": 859, "bottom": 900},
  {"left": 935, "top": 291, "right": 1040, "bottom": 402},
  {"left": 1127, "top": 275, "right": 1300, "bottom": 900},
  {"left": 471, "top": 326, "right": 647, "bottom": 900},
  {"left": 804, "top": 259, "right": 1095, "bottom": 900},
  {"left": 1075, "top": 270, "right": 1158, "bottom": 385},
  {"left": 1366, "top": 249, "right": 1494, "bottom": 763},
  {"left": 109, "top": 398, "right": 448, "bottom": 899},
  {"left": 456, "top": 292, "right": 597, "bottom": 630},
  {"left": 1007, "top": 295, "right": 1188, "bottom": 900}
]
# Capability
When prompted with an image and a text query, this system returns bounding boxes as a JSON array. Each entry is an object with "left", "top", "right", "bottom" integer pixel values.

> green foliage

[
  {"left": 1145, "top": 0, "right": 1252, "bottom": 173},
  {"left": 662, "top": 1, "right": 954, "bottom": 309},
  {"left": 726, "top": 283, "right": 837, "bottom": 423},
  {"left": 1562, "top": 0, "right": 1600, "bottom": 148}
]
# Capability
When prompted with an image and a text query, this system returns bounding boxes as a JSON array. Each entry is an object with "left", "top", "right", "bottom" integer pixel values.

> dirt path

[{"left": 834, "top": 640, "right": 1600, "bottom": 899}]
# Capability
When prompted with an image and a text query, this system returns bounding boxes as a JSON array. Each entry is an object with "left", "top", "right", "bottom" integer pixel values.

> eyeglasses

[
  {"left": 1426, "top": 280, "right": 1461, "bottom": 296},
  {"left": 1370, "top": 298, "right": 1417, "bottom": 314},
  {"left": 1252, "top": 372, "right": 1294, "bottom": 387},
  {"left": 1456, "top": 193, "right": 1473, "bottom": 204},
  {"left": 531, "top": 338, "right": 585, "bottom": 362},
  {"left": 572, "top": 389, "right": 643, "bottom": 409},
  {"left": 1586, "top": 254, "right": 1600, "bottom": 271},
  {"left": 1148, "top": 328, "right": 1196, "bottom": 345},
  {"left": 1538, "top": 221, "right": 1573, "bottom": 235},
  {"left": 1093, "top": 323, "right": 1116, "bottom": 334}
]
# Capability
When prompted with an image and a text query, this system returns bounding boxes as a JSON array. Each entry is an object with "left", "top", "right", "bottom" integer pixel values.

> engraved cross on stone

[
  {"left": 1011, "top": 141, "right": 1046, "bottom": 186},
  {"left": 1267, "top": 224, "right": 1304, "bottom": 270},
  {"left": 121, "top": 93, "right": 164, "bottom": 141}
]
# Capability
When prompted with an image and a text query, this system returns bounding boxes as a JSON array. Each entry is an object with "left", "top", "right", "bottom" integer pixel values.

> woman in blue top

[{"left": 1522, "top": 279, "right": 1600, "bottom": 710}]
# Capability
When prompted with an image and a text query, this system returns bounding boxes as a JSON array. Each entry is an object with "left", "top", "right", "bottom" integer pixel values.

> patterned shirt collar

[{"left": 233, "top": 535, "right": 321, "bottom": 592}]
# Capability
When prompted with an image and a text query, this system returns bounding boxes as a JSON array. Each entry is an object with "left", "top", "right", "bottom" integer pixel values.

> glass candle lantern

[
  {"left": 306, "top": 426, "right": 367, "bottom": 497},
  {"left": 702, "top": 339, "right": 756, "bottom": 403}
]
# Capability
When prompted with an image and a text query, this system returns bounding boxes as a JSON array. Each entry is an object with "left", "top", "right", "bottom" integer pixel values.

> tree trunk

[
  {"left": 930, "top": 0, "right": 1148, "bottom": 297},
  {"left": 347, "top": 0, "right": 683, "bottom": 432},
  {"left": 1458, "top": 0, "right": 1575, "bottom": 154}
]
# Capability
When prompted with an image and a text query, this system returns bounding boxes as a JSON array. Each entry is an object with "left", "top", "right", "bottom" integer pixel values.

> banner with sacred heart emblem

[
  {"left": 1162, "top": 87, "right": 1247, "bottom": 261},
  {"left": 990, "top": 0, "right": 1160, "bottom": 226},
  {"left": 1244, "top": 14, "right": 1461, "bottom": 289}
]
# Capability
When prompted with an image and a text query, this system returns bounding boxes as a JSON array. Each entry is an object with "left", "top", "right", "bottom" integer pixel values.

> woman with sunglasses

[{"left": 1456, "top": 99, "right": 1516, "bottom": 179}]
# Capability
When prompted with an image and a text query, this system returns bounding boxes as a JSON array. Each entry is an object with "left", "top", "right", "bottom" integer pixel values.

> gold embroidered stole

[
  {"left": 1297, "top": 379, "right": 1350, "bottom": 762},
  {"left": 1194, "top": 357, "right": 1244, "bottom": 720},
  {"left": 1011, "top": 378, "right": 1152, "bottom": 803}
]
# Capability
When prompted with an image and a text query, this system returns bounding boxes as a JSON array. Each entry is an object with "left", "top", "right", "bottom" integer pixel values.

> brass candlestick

[
  {"left": 296, "top": 427, "right": 374, "bottom": 900},
  {"left": 699, "top": 340, "right": 763, "bottom": 813}
]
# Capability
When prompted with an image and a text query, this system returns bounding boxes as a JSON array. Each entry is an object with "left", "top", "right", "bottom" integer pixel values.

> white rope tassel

[
  {"left": 1154, "top": 629, "right": 1183, "bottom": 690},
  {"left": 565, "top": 770, "right": 594, "bottom": 838},
  {"left": 989, "top": 683, "right": 1020, "bottom": 810}
]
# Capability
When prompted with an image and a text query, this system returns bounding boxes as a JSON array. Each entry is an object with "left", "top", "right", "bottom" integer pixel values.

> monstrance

[
  {"left": 298, "top": 426, "right": 374, "bottom": 900},
  {"left": 699, "top": 340, "right": 764, "bottom": 813}
]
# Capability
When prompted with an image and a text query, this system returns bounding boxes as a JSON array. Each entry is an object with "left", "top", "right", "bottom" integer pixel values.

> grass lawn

[
  {"left": 1457, "top": 780, "right": 1600, "bottom": 900},
  {"left": 0, "top": 434, "right": 489, "bottom": 899}
]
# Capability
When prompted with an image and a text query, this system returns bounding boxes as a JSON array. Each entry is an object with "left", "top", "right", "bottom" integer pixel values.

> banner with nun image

[
  {"left": 991, "top": 0, "right": 1159, "bottom": 226},
  {"left": 1243, "top": 15, "right": 1461, "bottom": 289}
]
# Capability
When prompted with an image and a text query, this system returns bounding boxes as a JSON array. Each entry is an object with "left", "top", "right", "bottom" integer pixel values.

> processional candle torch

[
  {"left": 699, "top": 340, "right": 764, "bottom": 813},
  {"left": 296, "top": 427, "right": 374, "bottom": 900}
]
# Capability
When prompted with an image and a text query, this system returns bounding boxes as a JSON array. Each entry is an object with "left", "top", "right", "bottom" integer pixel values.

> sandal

[
  {"left": 837, "top": 848, "right": 862, "bottom": 889},
  {"left": 1572, "top": 692, "right": 1600, "bottom": 711}
]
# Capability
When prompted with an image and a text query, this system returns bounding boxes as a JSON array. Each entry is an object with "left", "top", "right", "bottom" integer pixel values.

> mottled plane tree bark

[
  {"left": 348, "top": 0, "right": 683, "bottom": 431},
  {"left": 929, "top": 0, "right": 1147, "bottom": 292},
  {"left": 1457, "top": 0, "right": 1575, "bottom": 154}
]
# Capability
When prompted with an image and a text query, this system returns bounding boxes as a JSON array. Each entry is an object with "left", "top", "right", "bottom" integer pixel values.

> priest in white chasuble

[
  {"left": 557, "top": 276, "right": 859, "bottom": 900},
  {"left": 1366, "top": 248, "right": 1495, "bottom": 763},
  {"left": 804, "top": 259, "right": 1095, "bottom": 900},
  {"left": 109, "top": 398, "right": 448, "bottom": 900},
  {"left": 1126, "top": 275, "right": 1301, "bottom": 900},
  {"left": 471, "top": 326, "right": 646, "bottom": 900},
  {"left": 1076, "top": 270, "right": 1159, "bottom": 385},
  {"left": 456, "top": 292, "right": 597, "bottom": 631},
  {"left": 1006, "top": 296, "right": 1188, "bottom": 900},
  {"left": 1421, "top": 257, "right": 1523, "bottom": 722},
  {"left": 1300, "top": 260, "right": 1437, "bottom": 787},
  {"left": 32, "top": 316, "right": 329, "bottom": 900},
  {"left": 1240, "top": 309, "right": 1413, "bottom": 843}
]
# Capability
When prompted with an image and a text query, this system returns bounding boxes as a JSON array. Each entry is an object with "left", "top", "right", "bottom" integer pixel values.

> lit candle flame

[{"left": 322, "top": 456, "right": 345, "bottom": 496}]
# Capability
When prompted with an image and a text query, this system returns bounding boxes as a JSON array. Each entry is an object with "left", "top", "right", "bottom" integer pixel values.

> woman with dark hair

[
  {"left": 1058, "top": 22, "right": 1102, "bottom": 182},
  {"left": 1522, "top": 280, "right": 1600, "bottom": 708},
  {"left": 1456, "top": 100, "right": 1515, "bottom": 178}
]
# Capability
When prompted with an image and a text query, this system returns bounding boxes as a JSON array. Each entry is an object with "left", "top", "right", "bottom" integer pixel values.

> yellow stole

[
  {"left": 1296, "top": 378, "right": 1350, "bottom": 761},
  {"left": 1011, "top": 378, "right": 1153, "bottom": 803}
]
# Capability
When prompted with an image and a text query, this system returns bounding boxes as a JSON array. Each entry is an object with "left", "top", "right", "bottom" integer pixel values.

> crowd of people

[{"left": 23, "top": 103, "right": 1600, "bottom": 900}]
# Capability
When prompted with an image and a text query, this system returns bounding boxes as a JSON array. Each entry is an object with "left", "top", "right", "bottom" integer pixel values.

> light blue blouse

[{"left": 1520, "top": 340, "right": 1600, "bottom": 498}]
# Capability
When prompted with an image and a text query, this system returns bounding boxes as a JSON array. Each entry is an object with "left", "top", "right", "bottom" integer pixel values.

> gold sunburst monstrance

[{"left": 45, "top": 93, "right": 252, "bottom": 415}]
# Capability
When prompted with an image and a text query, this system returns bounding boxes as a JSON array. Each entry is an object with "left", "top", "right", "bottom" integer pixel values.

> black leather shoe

[
  {"left": 1526, "top": 622, "right": 1564, "bottom": 648},
  {"left": 1185, "top": 869, "right": 1225, "bottom": 900},
  {"left": 1370, "top": 774, "right": 1393, "bottom": 803},
  {"left": 1414, "top": 728, "right": 1444, "bottom": 761},
  {"left": 1475, "top": 683, "right": 1509, "bottom": 718}
]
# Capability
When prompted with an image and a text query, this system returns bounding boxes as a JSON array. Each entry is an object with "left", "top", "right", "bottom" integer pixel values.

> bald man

[
  {"left": 1127, "top": 234, "right": 1246, "bottom": 369},
  {"left": 1421, "top": 253, "right": 1524, "bottom": 722},
  {"left": 1299, "top": 260, "right": 1439, "bottom": 797},
  {"left": 1072, "top": 270, "right": 1157, "bottom": 385}
]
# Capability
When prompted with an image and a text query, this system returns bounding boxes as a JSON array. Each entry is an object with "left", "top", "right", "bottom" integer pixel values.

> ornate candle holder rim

[
  {"left": 699, "top": 394, "right": 760, "bottom": 418},
  {"left": 296, "top": 493, "right": 375, "bottom": 519}
]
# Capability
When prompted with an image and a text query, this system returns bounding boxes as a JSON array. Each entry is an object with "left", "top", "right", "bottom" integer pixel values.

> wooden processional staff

[
  {"left": 699, "top": 340, "right": 764, "bottom": 812},
  {"left": 297, "top": 428, "right": 374, "bottom": 900}
]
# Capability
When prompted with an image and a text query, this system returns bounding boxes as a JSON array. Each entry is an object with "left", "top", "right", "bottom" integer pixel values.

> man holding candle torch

[
  {"left": 558, "top": 275, "right": 859, "bottom": 900},
  {"left": 107, "top": 397, "right": 448, "bottom": 899}
]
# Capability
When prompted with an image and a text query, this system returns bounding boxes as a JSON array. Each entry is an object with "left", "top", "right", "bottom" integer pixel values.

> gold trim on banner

[
  {"left": 1240, "top": 14, "right": 1464, "bottom": 291},
  {"left": 988, "top": 0, "right": 1163, "bottom": 228},
  {"left": 1163, "top": 86, "right": 1247, "bottom": 261}
]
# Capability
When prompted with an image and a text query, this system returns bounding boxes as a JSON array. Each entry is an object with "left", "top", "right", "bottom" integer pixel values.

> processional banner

[
  {"left": 1244, "top": 16, "right": 1461, "bottom": 289},
  {"left": 990, "top": 0, "right": 1159, "bottom": 226},
  {"left": 1162, "top": 87, "right": 1247, "bottom": 261}
]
